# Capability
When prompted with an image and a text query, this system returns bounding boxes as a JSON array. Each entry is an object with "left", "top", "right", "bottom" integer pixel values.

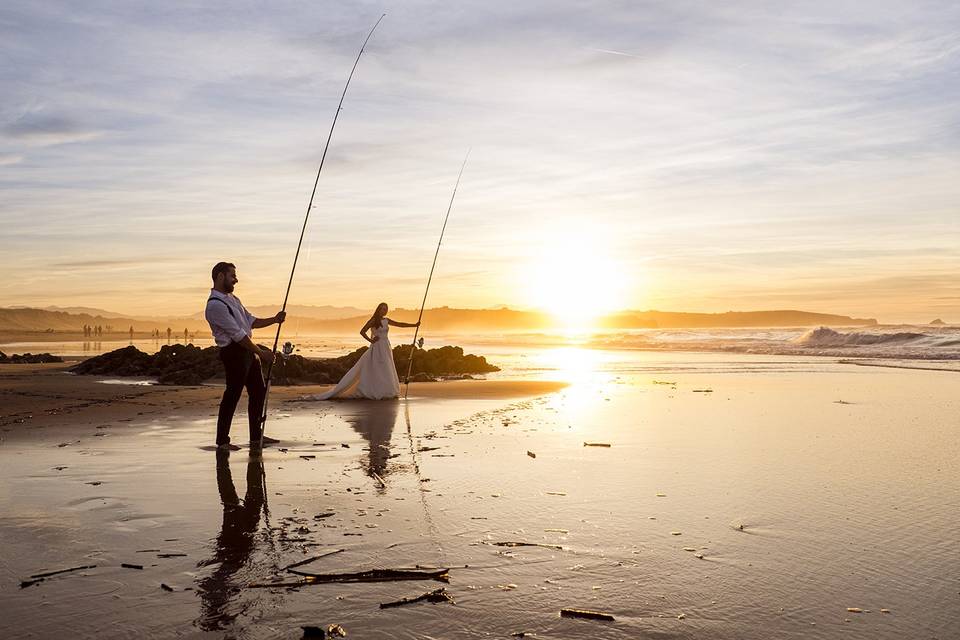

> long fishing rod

[
  {"left": 402, "top": 150, "right": 470, "bottom": 399},
  {"left": 259, "top": 14, "right": 386, "bottom": 445}
]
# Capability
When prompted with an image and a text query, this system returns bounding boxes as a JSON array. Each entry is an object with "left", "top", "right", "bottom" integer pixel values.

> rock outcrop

[
  {"left": 71, "top": 343, "right": 499, "bottom": 386},
  {"left": 0, "top": 351, "right": 64, "bottom": 364}
]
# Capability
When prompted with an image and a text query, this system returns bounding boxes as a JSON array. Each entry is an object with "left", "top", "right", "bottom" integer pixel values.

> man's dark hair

[{"left": 211, "top": 261, "right": 236, "bottom": 283}]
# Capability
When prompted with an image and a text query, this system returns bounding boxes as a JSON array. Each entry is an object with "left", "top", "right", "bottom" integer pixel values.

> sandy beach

[{"left": 1, "top": 352, "right": 957, "bottom": 639}]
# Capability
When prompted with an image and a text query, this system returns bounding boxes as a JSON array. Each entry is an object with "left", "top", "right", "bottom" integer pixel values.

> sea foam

[{"left": 794, "top": 326, "right": 927, "bottom": 347}]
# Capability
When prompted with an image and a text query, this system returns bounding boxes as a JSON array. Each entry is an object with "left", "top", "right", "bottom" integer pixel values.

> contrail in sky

[{"left": 588, "top": 47, "right": 642, "bottom": 58}]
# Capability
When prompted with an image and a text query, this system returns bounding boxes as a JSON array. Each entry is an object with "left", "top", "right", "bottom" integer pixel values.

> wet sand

[
  {"left": 1, "top": 356, "right": 958, "bottom": 639},
  {"left": 0, "top": 362, "right": 566, "bottom": 442}
]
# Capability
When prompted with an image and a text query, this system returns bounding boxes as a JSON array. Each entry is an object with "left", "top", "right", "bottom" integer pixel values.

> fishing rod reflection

[{"left": 195, "top": 452, "right": 265, "bottom": 630}]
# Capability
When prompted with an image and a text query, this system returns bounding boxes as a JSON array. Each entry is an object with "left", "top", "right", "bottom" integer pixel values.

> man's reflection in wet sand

[
  {"left": 341, "top": 400, "right": 399, "bottom": 486},
  {"left": 196, "top": 451, "right": 264, "bottom": 630}
]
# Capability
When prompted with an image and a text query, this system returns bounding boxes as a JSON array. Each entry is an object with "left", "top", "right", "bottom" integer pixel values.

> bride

[{"left": 304, "top": 303, "right": 419, "bottom": 400}]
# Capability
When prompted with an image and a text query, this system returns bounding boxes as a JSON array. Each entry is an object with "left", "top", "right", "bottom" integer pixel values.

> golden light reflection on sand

[
  {"left": 535, "top": 346, "right": 613, "bottom": 420},
  {"left": 542, "top": 346, "right": 602, "bottom": 384}
]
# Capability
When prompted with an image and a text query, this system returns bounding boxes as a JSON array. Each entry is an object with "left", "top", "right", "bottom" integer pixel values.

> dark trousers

[{"left": 216, "top": 343, "right": 265, "bottom": 445}]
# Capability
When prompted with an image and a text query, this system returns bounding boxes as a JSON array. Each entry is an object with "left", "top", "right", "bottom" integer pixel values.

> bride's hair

[{"left": 369, "top": 302, "right": 388, "bottom": 328}]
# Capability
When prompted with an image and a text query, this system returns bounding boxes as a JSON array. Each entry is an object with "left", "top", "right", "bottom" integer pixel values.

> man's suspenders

[
  {"left": 207, "top": 296, "right": 236, "bottom": 318},
  {"left": 207, "top": 297, "right": 240, "bottom": 351}
]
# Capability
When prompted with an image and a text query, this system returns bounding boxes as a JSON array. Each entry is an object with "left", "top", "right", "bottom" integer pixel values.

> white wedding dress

[{"left": 305, "top": 318, "right": 401, "bottom": 400}]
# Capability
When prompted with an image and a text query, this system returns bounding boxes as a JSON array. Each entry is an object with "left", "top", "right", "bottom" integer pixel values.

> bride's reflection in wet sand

[
  {"left": 196, "top": 452, "right": 265, "bottom": 630},
  {"left": 337, "top": 400, "right": 400, "bottom": 489}
]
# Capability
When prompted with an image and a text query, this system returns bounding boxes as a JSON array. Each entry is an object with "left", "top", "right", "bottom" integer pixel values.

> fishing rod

[
  {"left": 402, "top": 150, "right": 470, "bottom": 399},
  {"left": 259, "top": 14, "right": 386, "bottom": 446}
]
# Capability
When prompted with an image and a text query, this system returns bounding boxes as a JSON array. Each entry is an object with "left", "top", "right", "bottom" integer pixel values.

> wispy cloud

[{"left": 3, "top": 112, "right": 103, "bottom": 146}]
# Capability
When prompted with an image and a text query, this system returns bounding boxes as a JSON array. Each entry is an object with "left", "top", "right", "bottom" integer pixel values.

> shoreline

[
  {"left": 0, "top": 362, "right": 567, "bottom": 444},
  {"left": 3, "top": 329, "right": 959, "bottom": 366}
]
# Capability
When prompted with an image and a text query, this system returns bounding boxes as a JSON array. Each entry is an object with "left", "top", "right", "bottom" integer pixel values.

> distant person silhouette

[
  {"left": 166, "top": 327, "right": 171, "bottom": 341},
  {"left": 129, "top": 326, "right": 134, "bottom": 340},
  {"left": 184, "top": 328, "right": 189, "bottom": 342},
  {"left": 204, "top": 262, "right": 285, "bottom": 452}
]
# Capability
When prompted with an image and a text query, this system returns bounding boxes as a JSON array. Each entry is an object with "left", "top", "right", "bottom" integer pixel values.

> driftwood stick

[
  {"left": 488, "top": 541, "right": 564, "bottom": 550},
  {"left": 379, "top": 587, "right": 454, "bottom": 609},
  {"left": 282, "top": 548, "right": 345, "bottom": 572},
  {"left": 248, "top": 578, "right": 315, "bottom": 589},
  {"left": 29, "top": 564, "right": 97, "bottom": 579},
  {"left": 286, "top": 567, "right": 450, "bottom": 583},
  {"left": 560, "top": 608, "right": 615, "bottom": 621}
]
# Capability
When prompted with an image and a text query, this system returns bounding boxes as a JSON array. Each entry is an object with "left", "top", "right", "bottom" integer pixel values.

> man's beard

[{"left": 225, "top": 283, "right": 234, "bottom": 293}]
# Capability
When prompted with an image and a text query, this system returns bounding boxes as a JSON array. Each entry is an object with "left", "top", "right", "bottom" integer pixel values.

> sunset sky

[{"left": 2, "top": 1, "right": 958, "bottom": 323}]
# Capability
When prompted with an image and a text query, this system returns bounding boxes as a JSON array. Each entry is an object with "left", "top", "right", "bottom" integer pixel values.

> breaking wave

[
  {"left": 588, "top": 324, "right": 960, "bottom": 360},
  {"left": 793, "top": 327, "right": 927, "bottom": 347}
]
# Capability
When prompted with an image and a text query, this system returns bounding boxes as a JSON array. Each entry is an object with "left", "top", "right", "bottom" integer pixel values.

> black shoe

[
  {"left": 217, "top": 443, "right": 241, "bottom": 451},
  {"left": 260, "top": 435, "right": 280, "bottom": 445}
]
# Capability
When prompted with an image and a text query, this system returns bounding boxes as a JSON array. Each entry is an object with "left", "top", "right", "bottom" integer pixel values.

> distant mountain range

[
  {"left": 0, "top": 305, "right": 878, "bottom": 334},
  {"left": 183, "top": 304, "right": 368, "bottom": 321}
]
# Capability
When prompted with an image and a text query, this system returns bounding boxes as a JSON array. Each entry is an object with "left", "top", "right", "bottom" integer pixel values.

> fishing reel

[
  {"left": 282, "top": 341, "right": 296, "bottom": 357},
  {"left": 417, "top": 337, "right": 424, "bottom": 349}
]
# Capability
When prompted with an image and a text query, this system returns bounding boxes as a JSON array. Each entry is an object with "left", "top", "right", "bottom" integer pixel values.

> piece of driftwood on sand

[
  {"left": 250, "top": 567, "right": 451, "bottom": 588},
  {"left": 281, "top": 548, "right": 345, "bottom": 571},
  {"left": 379, "top": 587, "right": 455, "bottom": 608},
  {"left": 28, "top": 564, "right": 97, "bottom": 579},
  {"left": 287, "top": 567, "right": 451, "bottom": 583},
  {"left": 487, "top": 541, "right": 564, "bottom": 550},
  {"left": 20, "top": 563, "right": 97, "bottom": 588},
  {"left": 560, "top": 608, "right": 615, "bottom": 621}
]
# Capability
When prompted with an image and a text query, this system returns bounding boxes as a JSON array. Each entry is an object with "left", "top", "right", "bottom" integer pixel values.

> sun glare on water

[{"left": 523, "top": 232, "right": 628, "bottom": 332}]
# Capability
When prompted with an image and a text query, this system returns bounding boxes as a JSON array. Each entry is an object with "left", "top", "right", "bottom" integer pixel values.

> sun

[{"left": 522, "top": 231, "right": 628, "bottom": 331}]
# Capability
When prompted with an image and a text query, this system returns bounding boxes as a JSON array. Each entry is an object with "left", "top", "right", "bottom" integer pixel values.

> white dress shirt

[{"left": 205, "top": 289, "right": 256, "bottom": 347}]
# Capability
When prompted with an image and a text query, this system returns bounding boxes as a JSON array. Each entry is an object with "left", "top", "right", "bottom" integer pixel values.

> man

[{"left": 205, "top": 261, "right": 285, "bottom": 452}]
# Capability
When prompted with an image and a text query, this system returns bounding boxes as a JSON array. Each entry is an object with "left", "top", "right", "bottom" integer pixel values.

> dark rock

[
  {"left": 0, "top": 352, "right": 63, "bottom": 364},
  {"left": 72, "top": 344, "right": 219, "bottom": 383},
  {"left": 72, "top": 343, "right": 499, "bottom": 387},
  {"left": 407, "top": 372, "right": 435, "bottom": 383}
]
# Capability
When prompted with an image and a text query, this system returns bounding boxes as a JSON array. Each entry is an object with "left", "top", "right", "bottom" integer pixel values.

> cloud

[
  {"left": 2, "top": 113, "right": 102, "bottom": 146},
  {"left": 0, "top": 153, "right": 23, "bottom": 165},
  {"left": 50, "top": 258, "right": 153, "bottom": 269}
]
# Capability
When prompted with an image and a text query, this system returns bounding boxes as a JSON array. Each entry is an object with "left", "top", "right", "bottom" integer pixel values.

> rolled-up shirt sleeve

[{"left": 205, "top": 302, "right": 248, "bottom": 344}]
